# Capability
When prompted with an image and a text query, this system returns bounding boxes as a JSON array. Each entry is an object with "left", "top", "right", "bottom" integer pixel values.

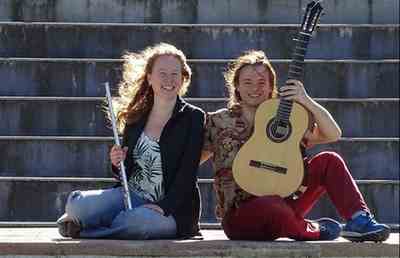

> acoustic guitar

[{"left": 232, "top": 1, "right": 323, "bottom": 197}]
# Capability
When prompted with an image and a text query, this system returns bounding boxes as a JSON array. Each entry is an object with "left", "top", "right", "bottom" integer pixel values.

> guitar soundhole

[{"left": 266, "top": 118, "right": 292, "bottom": 143}]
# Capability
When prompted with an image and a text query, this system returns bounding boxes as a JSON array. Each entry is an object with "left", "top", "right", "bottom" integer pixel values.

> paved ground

[{"left": 0, "top": 228, "right": 398, "bottom": 257}]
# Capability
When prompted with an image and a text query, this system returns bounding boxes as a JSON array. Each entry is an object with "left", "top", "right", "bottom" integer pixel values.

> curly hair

[
  {"left": 224, "top": 50, "right": 278, "bottom": 108},
  {"left": 109, "top": 43, "right": 192, "bottom": 133}
]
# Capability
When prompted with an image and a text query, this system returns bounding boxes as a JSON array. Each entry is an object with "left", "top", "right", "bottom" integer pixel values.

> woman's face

[
  {"left": 236, "top": 64, "right": 272, "bottom": 108},
  {"left": 147, "top": 55, "right": 183, "bottom": 101}
]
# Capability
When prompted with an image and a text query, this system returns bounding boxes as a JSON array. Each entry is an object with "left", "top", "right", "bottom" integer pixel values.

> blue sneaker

[
  {"left": 315, "top": 218, "right": 342, "bottom": 241},
  {"left": 342, "top": 213, "right": 390, "bottom": 242}
]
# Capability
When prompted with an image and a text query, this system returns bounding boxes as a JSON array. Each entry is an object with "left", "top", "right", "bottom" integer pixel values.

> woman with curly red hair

[{"left": 57, "top": 43, "right": 204, "bottom": 239}]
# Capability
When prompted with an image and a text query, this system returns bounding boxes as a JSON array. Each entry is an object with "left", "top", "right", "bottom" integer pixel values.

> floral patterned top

[
  {"left": 204, "top": 105, "right": 315, "bottom": 219},
  {"left": 128, "top": 132, "right": 164, "bottom": 202},
  {"left": 203, "top": 105, "right": 256, "bottom": 219}
]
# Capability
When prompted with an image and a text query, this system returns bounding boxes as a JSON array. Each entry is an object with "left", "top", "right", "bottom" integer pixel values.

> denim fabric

[{"left": 64, "top": 187, "right": 176, "bottom": 239}]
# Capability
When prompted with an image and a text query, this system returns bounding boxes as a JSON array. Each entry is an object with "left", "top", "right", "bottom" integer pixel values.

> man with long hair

[{"left": 201, "top": 50, "right": 390, "bottom": 242}]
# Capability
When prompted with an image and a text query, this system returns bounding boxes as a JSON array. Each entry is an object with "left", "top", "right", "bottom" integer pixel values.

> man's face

[{"left": 236, "top": 64, "right": 272, "bottom": 107}]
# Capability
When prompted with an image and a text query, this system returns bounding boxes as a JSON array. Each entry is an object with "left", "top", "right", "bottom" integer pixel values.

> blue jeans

[{"left": 64, "top": 187, "right": 177, "bottom": 239}]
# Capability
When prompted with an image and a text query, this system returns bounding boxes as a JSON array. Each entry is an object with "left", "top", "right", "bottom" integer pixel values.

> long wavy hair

[
  {"left": 224, "top": 50, "right": 278, "bottom": 108},
  {"left": 109, "top": 43, "right": 192, "bottom": 133}
]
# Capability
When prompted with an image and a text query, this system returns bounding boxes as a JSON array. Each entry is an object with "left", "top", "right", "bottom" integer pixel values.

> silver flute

[{"left": 104, "top": 82, "right": 133, "bottom": 210}]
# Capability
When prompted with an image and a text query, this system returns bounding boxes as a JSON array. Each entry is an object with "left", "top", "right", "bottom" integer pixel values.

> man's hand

[{"left": 278, "top": 79, "right": 310, "bottom": 106}]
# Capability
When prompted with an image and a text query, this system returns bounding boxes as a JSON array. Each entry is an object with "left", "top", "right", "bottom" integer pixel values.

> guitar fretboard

[{"left": 277, "top": 32, "right": 312, "bottom": 122}]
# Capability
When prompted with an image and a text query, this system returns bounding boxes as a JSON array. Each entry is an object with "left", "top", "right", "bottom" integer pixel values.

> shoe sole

[
  {"left": 57, "top": 221, "right": 81, "bottom": 238},
  {"left": 342, "top": 228, "right": 390, "bottom": 243}
]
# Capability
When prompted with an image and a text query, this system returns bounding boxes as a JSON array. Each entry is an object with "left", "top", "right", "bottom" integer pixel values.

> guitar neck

[
  {"left": 287, "top": 32, "right": 312, "bottom": 81},
  {"left": 277, "top": 32, "right": 312, "bottom": 122}
]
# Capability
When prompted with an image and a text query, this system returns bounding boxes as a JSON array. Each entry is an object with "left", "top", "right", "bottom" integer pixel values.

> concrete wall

[
  {"left": 0, "top": 0, "right": 398, "bottom": 24},
  {"left": 1, "top": 59, "right": 398, "bottom": 98},
  {"left": 0, "top": 99, "right": 398, "bottom": 137},
  {"left": 0, "top": 24, "right": 398, "bottom": 59},
  {"left": 0, "top": 179, "right": 398, "bottom": 224},
  {"left": 1, "top": 138, "right": 398, "bottom": 180}
]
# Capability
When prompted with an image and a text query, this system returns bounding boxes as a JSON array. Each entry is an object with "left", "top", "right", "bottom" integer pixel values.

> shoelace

[
  {"left": 366, "top": 215, "right": 378, "bottom": 226},
  {"left": 70, "top": 216, "right": 81, "bottom": 227},
  {"left": 357, "top": 214, "right": 376, "bottom": 229}
]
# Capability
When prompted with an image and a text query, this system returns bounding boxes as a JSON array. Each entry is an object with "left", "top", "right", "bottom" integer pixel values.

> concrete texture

[
  {"left": 306, "top": 181, "right": 400, "bottom": 224},
  {"left": 0, "top": 178, "right": 398, "bottom": 223},
  {"left": 306, "top": 139, "right": 399, "bottom": 180},
  {"left": 0, "top": 23, "right": 398, "bottom": 59},
  {"left": 1, "top": 59, "right": 398, "bottom": 98},
  {"left": 0, "top": 178, "right": 217, "bottom": 223},
  {"left": 0, "top": 98, "right": 398, "bottom": 137},
  {"left": 0, "top": 228, "right": 398, "bottom": 258},
  {"left": 0, "top": 136, "right": 398, "bottom": 179},
  {"left": 0, "top": 0, "right": 398, "bottom": 24}
]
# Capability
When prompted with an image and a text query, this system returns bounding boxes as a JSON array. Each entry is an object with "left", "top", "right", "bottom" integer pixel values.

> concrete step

[
  {"left": 0, "top": 0, "right": 398, "bottom": 25},
  {"left": 0, "top": 177, "right": 215, "bottom": 223},
  {"left": 0, "top": 229, "right": 399, "bottom": 258},
  {"left": 0, "top": 97, "right": 398, "bottom": 137},
  {"left": 0, "top": 136, "right": 398, "bottom": 180},
  {"left": 2, "top": 229, "right": 398, "bottom": 258},
  {"left": 198, "top": 137, "right": 400, "bottom": 181},
  {"left": 0, "top": 177, "right": 398, "bottom": 225},
  {"left": 0, "top": 23, "right": 398, "bottom": 59},
  {"left": 308, "top": 181, "right": 400, "bottom": 225},
  {"left": 1, "top": 58, "right": 398, "bottom": 98},
  {"left": 306, "top": 138, "right": 399, "bottom": 180}
]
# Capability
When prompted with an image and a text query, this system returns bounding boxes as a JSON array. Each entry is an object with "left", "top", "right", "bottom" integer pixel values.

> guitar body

[{"left": 232, "top": 99, "right": 309, "bottom": 197}]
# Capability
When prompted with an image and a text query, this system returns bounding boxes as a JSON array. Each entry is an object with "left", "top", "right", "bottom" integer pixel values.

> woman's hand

[
  {"left": 142, "top": 204, "right": 164, "bottom": 215},
  {"left": 110, "top": 145, "right": 128, "bottom": 167},
  {"left": 278, "top": 79, "right": 311, "bottom": 106}
]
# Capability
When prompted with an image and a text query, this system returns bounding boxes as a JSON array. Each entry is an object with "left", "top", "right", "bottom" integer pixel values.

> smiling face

[
  {"left": 236, "top": 64, "right": 272, "bottom": 108},
  {"left": 147, "top": 55, "right": 183, "bottom": 101}
]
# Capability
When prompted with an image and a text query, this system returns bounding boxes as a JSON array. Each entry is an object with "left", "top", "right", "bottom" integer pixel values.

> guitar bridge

[{"left": 249, "top": 160, "right": 287, "bottom": 174}]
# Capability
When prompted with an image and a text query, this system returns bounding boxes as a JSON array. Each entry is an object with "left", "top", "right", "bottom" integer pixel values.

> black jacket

[{"left": 112, "top": 96, "right": 205, "bottom": 238}]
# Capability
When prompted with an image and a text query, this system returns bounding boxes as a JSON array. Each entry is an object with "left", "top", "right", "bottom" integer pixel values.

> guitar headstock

[{"left": 301, "top": 1, "right": 323, "bottom": 34}]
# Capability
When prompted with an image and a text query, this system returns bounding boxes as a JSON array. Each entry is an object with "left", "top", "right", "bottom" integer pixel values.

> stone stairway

[
  {"left": 1, "top": 0, "right": 398, "bottom": 24},
  {"left": 1, "top": 228, "right": 399, "bottom": 258},
  {"left": 0, "top": 0, "right": 399, "bottom": 235}
]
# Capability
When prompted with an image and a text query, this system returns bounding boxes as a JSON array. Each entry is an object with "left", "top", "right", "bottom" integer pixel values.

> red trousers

[{"left": 222, "top": 151, "right": 369, "bottom": 240}]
